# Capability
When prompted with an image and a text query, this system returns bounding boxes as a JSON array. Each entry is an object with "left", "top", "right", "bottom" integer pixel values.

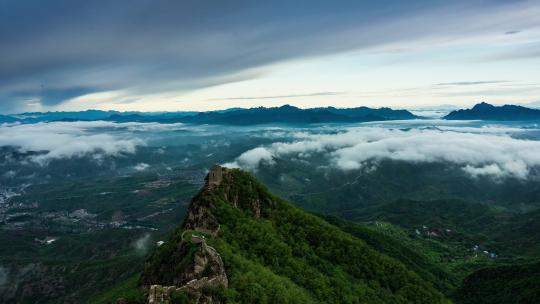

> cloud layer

[
  {"left": 225, "top": 126, "right": 540, "bottom": 179},
  {"left": 0, "top": 121, "right": 144, "bottom": 165},
  {"left": 2, "top": 0, "right": 540, "bottom": 111}
]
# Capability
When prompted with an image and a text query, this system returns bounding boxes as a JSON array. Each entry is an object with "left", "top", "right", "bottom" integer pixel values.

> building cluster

[
  {"left": 471, "top": 244, "right": 497, "bottom": 259},
  {"left": 415, "top": 225, "right": 453, "bottom": 238}
]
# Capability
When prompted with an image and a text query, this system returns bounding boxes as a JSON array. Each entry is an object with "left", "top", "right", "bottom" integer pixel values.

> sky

[{"left": 1, "top": 0, "right": 540, "bottom": 113}]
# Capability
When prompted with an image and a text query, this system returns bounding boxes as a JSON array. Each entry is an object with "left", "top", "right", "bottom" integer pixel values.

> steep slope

[
  {"left": 136, "top": 166, "right": 449, "bottom": 303},
  {"left": 323, "top": 215, "right": 458, "bottom": 293}
]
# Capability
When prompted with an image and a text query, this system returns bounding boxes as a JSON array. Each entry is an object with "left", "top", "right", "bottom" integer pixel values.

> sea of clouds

[
  {"left": 225, "top": 125, "right": 540, "bottom": 179},
  {"left": 0, "top": 121, "right": 147, "bottom": 165},
  {"left": 3, "top": 120, "right": 540, "bottom": 180}
]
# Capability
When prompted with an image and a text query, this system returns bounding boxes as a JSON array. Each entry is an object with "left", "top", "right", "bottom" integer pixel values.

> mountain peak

[
  {"left": 181, "top": 166, "right": 276, "bottom": 237},
  {"left": 277, "top": 104, "right": 300, "bottom": 111},
  {"left": 472, "top": 102, "right": 494, "bottom": 110},
  {"left": 445, "top": 102, "right": 540, "bottom": 120}
]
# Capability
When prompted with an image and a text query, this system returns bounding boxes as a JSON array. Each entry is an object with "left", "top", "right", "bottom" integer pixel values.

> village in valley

[{"left": 0, "top": 169, "right": 207, "bottom": 249}]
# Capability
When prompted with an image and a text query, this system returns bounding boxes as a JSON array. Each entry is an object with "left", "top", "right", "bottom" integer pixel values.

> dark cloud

[
  {"left": 505, "top": 30, "right": 522, "bottom": 35},
  {"left": 6, "top": 86, "right": 98, "bottom": 106},
  {"left": 0, "top": 0, "right": 537, "bottom": 112}
]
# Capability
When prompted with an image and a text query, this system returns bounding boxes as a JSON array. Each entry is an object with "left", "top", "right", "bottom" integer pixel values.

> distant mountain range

[
  {"left": 0, "top": 114, "right": 18, "bottom": 123},
  {"left": 2, "top": 109, "right": 199, "bottom": 124},
  {"left": 4, "top": 102, "right": 540, "bottom": 125},
  {"left": 445, "top": 102, "right": 540, "bottom": 120},
  {"left": 0, "top": 105, "right": 417, "bottom": 125},
  {"left": 170, "top": 105, "right": 417, "bottom": 125}
]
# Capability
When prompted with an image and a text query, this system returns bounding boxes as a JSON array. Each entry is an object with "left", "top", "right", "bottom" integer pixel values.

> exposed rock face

[
  {"left": 185, "top": 234, "right": 228, "bottom": 288},
  {"left": 141, "top": 166, "right": 231, "bottom": 304},
  {"left": 144, "top": 234, "right": 227, "bottom": 303}
]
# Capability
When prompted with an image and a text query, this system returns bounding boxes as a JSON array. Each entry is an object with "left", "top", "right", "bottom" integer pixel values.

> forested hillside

[
  {"left": 105, "top": 167, "right": 449, "bottom": 303},
  {"left": 92, "top": 167, "right": 540, "bottom": 304}
]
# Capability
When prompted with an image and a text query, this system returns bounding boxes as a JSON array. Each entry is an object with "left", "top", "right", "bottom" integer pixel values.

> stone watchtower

[{"left": 207, "top": 165, "right": 225, "bottom": 188}]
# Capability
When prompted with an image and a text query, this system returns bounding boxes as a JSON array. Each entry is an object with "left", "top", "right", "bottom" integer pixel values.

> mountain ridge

[
  {"left": 0, "top": 105, "right": 417, "bottom": 125},
  {"left": 445, "top": 102, "right": 540, "bottom": 120},
  {"left": 132, "top": 165, "right": 449, "bottom": 303}
]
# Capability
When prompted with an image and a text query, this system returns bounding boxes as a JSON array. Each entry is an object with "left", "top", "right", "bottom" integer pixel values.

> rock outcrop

[
  {"left": 141, "top": 166, "right": 231, "bottom": 304},
  {"left": 144, "top": 232, "right": 228, "bottom": 304}
]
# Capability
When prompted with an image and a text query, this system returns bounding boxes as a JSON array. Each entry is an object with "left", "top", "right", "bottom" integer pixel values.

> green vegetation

[
  {"left": 140, "top": 169, "right": 449, "bottom": 303},
  {"left": 5, "top": 159, "right": 540, "bottom": 303},
  {"left": 255, "top": 159, "right": 540, "bottom": 213},
  {"left": 454, "top": 261, "right": 540, "bottom": 304},
  {"left": 88, "top": 275, "right": 146, "bottom": 304},
  {"left": 0, "top": 173, "right": 199, "bottom": 303},
  {"left": 3, "top": 117, "right": 540, "bottom": 303},
  {"left": 324, "top": 215, "right": 458, "bottom": 293},
  {"left": 322, "top": 198, "right": 540, "bottom": 303}
]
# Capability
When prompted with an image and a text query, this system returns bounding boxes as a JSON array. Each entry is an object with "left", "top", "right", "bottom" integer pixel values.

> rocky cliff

[
  {"left": 138, "top": 166, "right": 229, "bottom": 303},
  {"left": 142, "top": 233, "right": 227, "bottom": 303}
]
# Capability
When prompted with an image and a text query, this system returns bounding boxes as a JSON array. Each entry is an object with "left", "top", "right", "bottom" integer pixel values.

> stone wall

[
  {"left": 206, "top": 165, "right": 226, "bottom": 188},
  {"left": 145, "top": 234, "right": 228, "bottom": 304}
]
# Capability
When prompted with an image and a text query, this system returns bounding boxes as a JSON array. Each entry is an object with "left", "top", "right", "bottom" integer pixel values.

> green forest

[{"left": 96, "top": 168, "right": 540, "bottom": 303}]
